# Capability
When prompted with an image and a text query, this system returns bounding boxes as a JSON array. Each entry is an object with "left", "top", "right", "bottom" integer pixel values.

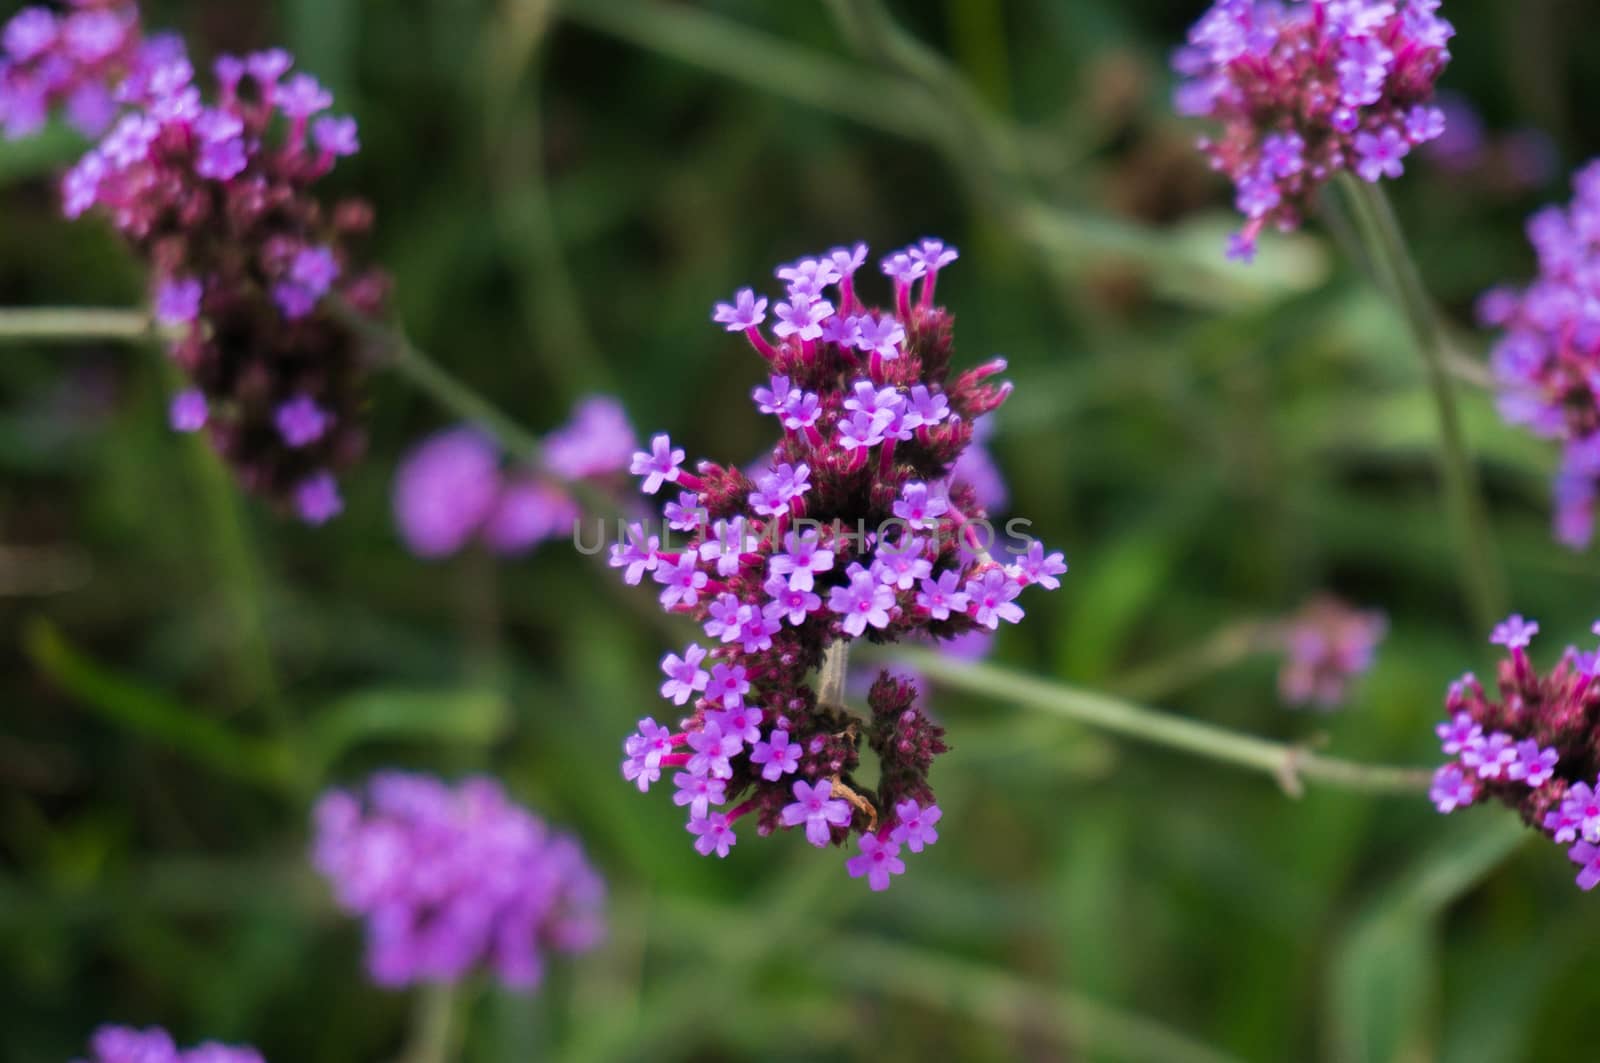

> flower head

[
  {"left": 614, "top": 242, "right": 1063, "bottom": 887},
  {"left": 1276, "top": 595, "right": 1388, "bottom": 709},
  {"left": 76, "top": 1025, "right": 264, "bottom": 1063},
  {"left": 1426, "top": 616, "right": 1600, "bottom": 891},
  {"left": 49, "top": 27, "right": 388, "bottom": 521},
  {"left": 1477, "top": 172, "right": 1600, "bottom": 551},
  {"left": 1173, "top": 0, "right": 1454, "bottom": 257},
  {"left": 311, "top": 773, "right": 604, "bottom": 988}
]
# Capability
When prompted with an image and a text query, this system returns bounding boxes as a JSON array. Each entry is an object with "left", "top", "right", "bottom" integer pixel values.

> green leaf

[
  {"left": 303, "top": 685, "right": 511, "bottom": 778},
  {"left": 1327, "top": 816, "right": 1527, "bottom": 1063},
  {"left": 23, "top": 618, "right": 298, "bottom": 793}
]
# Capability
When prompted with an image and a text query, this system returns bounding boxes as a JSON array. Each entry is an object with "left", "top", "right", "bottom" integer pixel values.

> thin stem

[
  {"left": 401, "top": 983, "right": 464, "bottom": 1063},
  {"left": 1337, "top": 175, "right": 1505, "bottom": 633},
  {"left": 900, "top": 649, "right": 1431, "bottom": 796},
  {"left": 817, "top": 639, "right": 850, "bottom": 712},
  {"left": 0, "top": 306, "right": 155, "bottom": 342},
  {"left": 1107, "top": 620, "right": 1272, "bottom": 703}
]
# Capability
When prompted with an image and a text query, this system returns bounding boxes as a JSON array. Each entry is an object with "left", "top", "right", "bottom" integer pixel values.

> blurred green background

[{"left": 6, "top": 1, "right": 1600, "bottom": 1060}]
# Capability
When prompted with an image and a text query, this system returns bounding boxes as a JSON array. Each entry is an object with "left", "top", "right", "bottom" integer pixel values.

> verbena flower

[
  {"left": 73, "top": 1026, "right": 263, "bottom": 1063},
  {"left": 1172, "top": 0, "right": 1455, "bottom": 262},
  {"left": 1479, "top": 161, "right": 1600, "bottom": 548},
  {"left": 49, "top": 12, "right": 387, "bottom": 523},
  {"left": 311, "top": 772, "right": 605, "bottom": 989},
  {"left": 1276, "top": 595, "right": 1387, "bottom": 709},
  {"left": 0, "top": 1, "right": 179, "bottom": 141},
  {"left": 1426, "top": 615, "right": 1600, "bottom": 892},
  {"left": 616, "top": 240, "right": 1067, "bottom": 890},
  {"left": 393, "top": 396, "right": 635, "bottom": 559}
]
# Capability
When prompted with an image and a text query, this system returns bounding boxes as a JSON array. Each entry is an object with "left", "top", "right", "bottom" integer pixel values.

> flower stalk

[
  {"left": 1337, "top": 174, "right": 1505, "bottom": 634},
  {"left": 899, "top": 648, "right": 1431, "bottom": 796}
]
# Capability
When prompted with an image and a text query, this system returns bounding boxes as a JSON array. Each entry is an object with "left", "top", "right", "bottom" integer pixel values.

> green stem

[
  {"left": 402, "top": 983, "right": 464, "bottom": 1063},
  {"left": 1337, "top": 176, "right": 1505, "bottom": 633},
  {"left": 900, "top": 649, "right": 1431, "bottom": 796},
  {"left": 817, "top": 639, "right": 851, "bottom": 712},
  {"left": 0, "top": 306, "right": 154, "bottom": 342}
]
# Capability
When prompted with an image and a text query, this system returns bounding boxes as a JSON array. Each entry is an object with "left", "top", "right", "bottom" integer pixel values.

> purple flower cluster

[
  {"left": 311, "top": 773, "right": 605, "bottom": 988},
  {"left": 1173, "top": 0, "right": 1455, "bottom": 261},
  {"left": 1479, "top": 161, "right": 1600, "bottom": 548},
  {"left": 1427, "top": 615, "right": 1600, "bottom": 891},
  {"left": 393, "top": 396, "right": 636, "bottom": 558},
  {"left": 49, "top": 6, "right": 387, "bottom": 523},
  {"left": 0, "top": 1, "right": 174, "bottom": 140},
  {"left": 616, "top": 240, "right": 1067, "bottom": 889},
  {"left": 73, "top": 1026, "right": 262, "bottom": 1063},
  {"left": 1276, "top": 595, "right": 1387, "bottom": 709}
]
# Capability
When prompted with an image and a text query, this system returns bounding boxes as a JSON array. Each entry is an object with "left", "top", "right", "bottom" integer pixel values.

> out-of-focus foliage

[{"left": 4, "top": 1, "right": 1600, "bottom": 1061}]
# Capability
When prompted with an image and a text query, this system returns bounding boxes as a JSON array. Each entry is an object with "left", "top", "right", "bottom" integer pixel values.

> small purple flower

[
  {"left": 659, "top": 644, "right": 709, "bottom": 705},
  {"left": 622, "top": 717, "right": 675, "bottom": 791},
  {"left": 772, "top": 293, "right": 834, "bottom": 341},
  {"left": 1571, "top": 840, "right": 1600, "bottom": 891},
  {"left": 274, "top": 395, "right": 331, "bottom": 448},
  {"left": 1434, "top": 711, "right": 1484, "bottom": 757},
  {"left": 294, "top": 471, "right": 343, "bottom": 525},
  {"left": 629, "top": 433, "right": 685, "bottom": 495},
  {"left": 1354, "top": 127, "right": 1409, "bottom": 182},
  {"left": 880, "top": 251, "right": 926, "bottom": 286},
  {"left": 1013, "top": 540, "right": 1068, "bottom": 589},
  {"left": 654, "top": 553, "right": 708, "bottom": 609},
  {"left": 714, "top": 287, "right": 768, "bottom": 331},
  {"left": 737, "top": 609, "right": 781, "bottom": 654},
  {"left": 702, "top": 592, "right": 744, "bottom": 643},
  {"left": 965, "top": 568, "right": 1024, "bottom": 630},
  {"left": 853, "top": 315, "right": 905, "bottom": 361},
  {"left": 910, "top": 237, "right": 958, "bottom": 274},
  {"left": 916, "top": 570, "right": 970, "bottom": 620},
  {"left": 780, "top": 778, "right": 853, "bottom": 847},
  {"left": 168, "top": 389, "right": 207, "bottom": 433},
  {"left": 1428, "top": 763, "right": 1476, "bottom": 814},
  {"left": 1260, "top": 131, "right": 1305, "bottom": 178},
  {"left": 769, "top": 530, "right": 834, "bottom": 591},
  {"left": 846, "top": 833, "right": 905, "bottom": 891},
  {"left": 753, "top": 374, "right": 798, "bottom": 415},
  {"left": 1464, "top": 731, "right": 1518, "bottom": 780},
  {"left": 749, "top": 462, "right": 809, "bottom": 516},
  {"left": 903, "top": 385, "right": 949, "bottom": 429},
  {"left": 154, "top": 276, "right": 203, "bottom": 325},
  {"left": 750, "top": 728, "right": 801, "bottom": 781},
  {"left": 777, "top": 256, "right": 842, "bottom": 297},
  {"left": 4, "top": 9, "right": 58, "bottom": 63},
  {"left": 893, "top": 481, "right": 948, "bottom": 530},
  {"left": 837, "top": 409, "right": 888, "bottom": 452},
  {"left": 313, "top": 114, "right": 360, "bottom": 157},
  {"left": 781, "top": 392, "right": 822, "bottom": 431},
  {"left": 889, "top": 799, "right": 941, "bottom": 853},
  {"left": 707, "top": 702, "right": 762, "bottom": 745},
  {"left": 1563, "top": 781, "right": 1600, "bottom": 843},
  {"left": 609, "top": 524, "right": 661, "bottom": 585},
  {"left": 688, "top": 812, "right": 736, "bottom": 858},
  {"left": 704, "top": 662, "right": 751, "bottom": 709},
  {"left": 873, "top": 535, "right": 931, "bottom": 591},
  {"left": 1505, "top": 739, "right": 1559, "bottom": 787},
  {"left": 1404, "top": 104, "right": 1445, "bottom": 144},
  {"left": 278, "top": 72, "right": 332, "bottom": 118},
  {"left": 764, "top": 574, "right": 821, "bottom": 625},
  {"left": 699, "top": 516, "right": 752, "bottom": 578},
  {"left": 828, "top": 563, "right": 895, "bottom": 637},
  {"left": 673, "top": 771, "right": 727, "bottom": 820},
  {"left": 687, "top": 723, "right": 741, "bottom": 779},
  {"left": 1490, "top": 614, "right": 1539, "bottom": 650}
]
